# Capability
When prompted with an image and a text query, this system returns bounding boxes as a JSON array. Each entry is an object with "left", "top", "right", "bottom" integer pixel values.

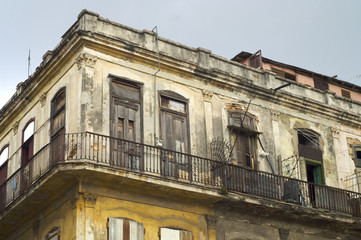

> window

[
  {"left": 160, "top": 227, "right": 192, "bottom": 240},
  {"left": 21, "top": 119, "right": 35, "bottom": 166},
  {"left": 353, "top": 145, "right": 361, "bottom": 168},
  {"left": 341, "top": 89, "right": 351, "bottom": 99},
  {"left": 108, "top": 218, "right": 144, "bottom": 240},
  {"left": 45, "top": 226, "right": 60, "bottom": 240},
  {"left": 0, "top": 145, "right": 9, "bottom": 185},
  {"left": 313, "top": 77, "right": 329, "bottom": 91},
  {"left": 271, "top": 67, "right": 296, "bottom": 81},
  {"left": 51, "top": 89, "right": 66, "bottom": 165},
  {"left": 228, "top": 112, "right": 259, "bottom": 169}
]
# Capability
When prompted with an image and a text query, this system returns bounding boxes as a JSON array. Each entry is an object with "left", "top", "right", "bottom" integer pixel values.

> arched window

[
  {"left": 51, "top": 90, "right": 66, "bottom": 136},
  {"left": 21, "top": 119, "right": 35, "bottom": 167},
  {"left": 50, "top": 89, "right": 66, "bottom": 165},
  {"left": 0, "top": 145, "right": 9, "bottom": 185}
]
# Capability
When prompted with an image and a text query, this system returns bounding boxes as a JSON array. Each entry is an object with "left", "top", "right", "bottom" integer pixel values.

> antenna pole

[{"left": 28, "top": 49, "right": 31, "bottom": 77}]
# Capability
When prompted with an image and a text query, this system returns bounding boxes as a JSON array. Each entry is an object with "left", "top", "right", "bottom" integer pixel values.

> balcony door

[
  {"left": 50, "top": 89, "right": 66, "bottom": 165},
  {"left": 110, "top": 79, "right": 142, "bottom": 170},
  {"left": 159, "top": 91, "right": 190, "bottom": 179}
]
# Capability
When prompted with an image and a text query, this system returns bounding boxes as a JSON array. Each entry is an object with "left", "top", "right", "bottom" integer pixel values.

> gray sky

[{"left": 1, "top": 0, "right": 360, "bottom": 108}]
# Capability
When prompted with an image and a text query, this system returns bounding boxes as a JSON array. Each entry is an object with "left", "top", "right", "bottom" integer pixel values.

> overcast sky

[{"left": 0, "top": 0, "right": 360, "bottom": 109}]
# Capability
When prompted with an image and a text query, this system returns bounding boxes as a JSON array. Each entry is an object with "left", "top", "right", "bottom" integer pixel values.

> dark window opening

[
  {"left": 353, "top": 146, "right": 361, "bottom": 168},
  {"left": 306, "top": 162, "right": 323, "bottom": 184},
  {"left": 297, "top": 130, "right": 322, "bottom": 162},
  {"left": 298, "top": 132, "right": 319, "bottom": 149}
]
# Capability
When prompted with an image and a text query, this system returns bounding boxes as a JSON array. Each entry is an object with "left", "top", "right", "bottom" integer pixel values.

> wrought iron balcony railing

[{"left": 1, "top": 132, "right": 361, "bottom": 218}]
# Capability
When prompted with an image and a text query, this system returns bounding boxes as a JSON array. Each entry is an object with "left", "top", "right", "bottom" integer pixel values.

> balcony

[{"left": 1, "top": 132, "right": 361, "bottom": 218}]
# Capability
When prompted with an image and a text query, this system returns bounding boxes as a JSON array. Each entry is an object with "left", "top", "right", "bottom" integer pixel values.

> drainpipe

[{"left": 152, "top": 26, "right": 162, "bottom": 147}]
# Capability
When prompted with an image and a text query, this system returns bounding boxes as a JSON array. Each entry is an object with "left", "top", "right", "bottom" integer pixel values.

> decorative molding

[
  {"left": 203, "top": 90, "right": 213, "bottom": 102},
  {"left": 76, "top": 53, "right": 97, "bottom": 70},
  {"left": 12, "top": 121, "right": 19, "bottom": 135},
  {"left": 39, "top": 92, "right": 47, "bottom": 107},
  {"left": 83, "top": 193, "right": 97, "bottom": 207},
  {"left": 205, "top": 215, "right": 218, "bottom": 229},
  {"left": 271, "top": 110, "right": 280, "bottom": 121},
  {"left": 331, "top": 128, "right": 340, "bottom": 137}
]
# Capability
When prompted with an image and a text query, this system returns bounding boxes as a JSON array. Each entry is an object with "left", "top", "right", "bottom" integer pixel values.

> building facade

[{"left": 0, "top": 10, "right": 361, "bottom": 240}]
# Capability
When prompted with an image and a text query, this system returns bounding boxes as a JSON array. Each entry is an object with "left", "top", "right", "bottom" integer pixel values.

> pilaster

[
  {"left": 205, "top": 215, "right": 218, "bottom": 240},
  {"left": 76, "top": 53, "right": 97, "bottom": 132},
  {"left": 72, "top": 192, "right": 98, "bottom": 240}
]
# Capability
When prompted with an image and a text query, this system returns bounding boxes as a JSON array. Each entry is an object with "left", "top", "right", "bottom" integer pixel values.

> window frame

[
  {"left": 51, "top": 88, "right": 66, "bottom": 137},
  {"left": 0, "top": 144, "right": 9, "bottom": 185},
  {"left": 21, "top": 118, "right": 35, "bottom": 166},
  {"left": 0, "top": 144, "right": 9, "bottom": 168}
]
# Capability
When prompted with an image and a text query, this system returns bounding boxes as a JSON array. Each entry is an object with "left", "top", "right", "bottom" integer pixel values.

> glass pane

[
  {"left": 161, "top": 97, "right": 185, "bottom": 113},
  {"left": 0, "top": 147, "right": 9, "bottom": 166},
  {"left": 169, "top": 100, "right": 185, "bottom": 112},
  {"left": 24, "top": 121, "right": 34, "bottom": 142}
]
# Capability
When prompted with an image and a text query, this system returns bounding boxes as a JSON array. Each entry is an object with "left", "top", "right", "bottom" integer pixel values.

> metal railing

[{"left": 1, "top": 132, "right": 361, "bottom": 217}]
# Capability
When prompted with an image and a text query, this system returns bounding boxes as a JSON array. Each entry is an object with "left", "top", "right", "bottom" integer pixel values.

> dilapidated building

[{"left": 0, "top": 10, "right": 361, "bottom": 240}]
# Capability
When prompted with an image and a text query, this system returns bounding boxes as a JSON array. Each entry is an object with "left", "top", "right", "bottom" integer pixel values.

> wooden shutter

[
  {"left": 108, "top": 218, "right": 144, "bottom": 240},
  {"left": 341, "top": 89, "right": 351, "bottom": 99},
  {"left": 313, "top": 77, "right": 329, "bottom": 91}
]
